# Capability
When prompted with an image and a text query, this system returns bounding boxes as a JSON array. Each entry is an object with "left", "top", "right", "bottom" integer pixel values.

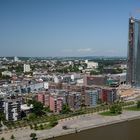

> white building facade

[{"left": 24, "top": 64, "right": 31, "bottom": 73}]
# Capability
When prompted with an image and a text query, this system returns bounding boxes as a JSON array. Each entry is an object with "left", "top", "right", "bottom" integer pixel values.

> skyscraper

[{"left": 127, "top": 17, "right": 140, "bottom": 87}]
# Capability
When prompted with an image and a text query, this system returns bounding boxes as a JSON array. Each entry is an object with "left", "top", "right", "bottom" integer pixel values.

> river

[{"left": 47, "top": 119, "right": 140, "bottom": 140}]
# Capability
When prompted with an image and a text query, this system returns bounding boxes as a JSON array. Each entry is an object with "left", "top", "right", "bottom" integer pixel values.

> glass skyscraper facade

[{"left": 127, "top": 17, "right": 140, "bottom": 87}]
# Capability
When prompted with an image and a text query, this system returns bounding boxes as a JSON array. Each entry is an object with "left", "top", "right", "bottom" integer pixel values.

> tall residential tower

[{"left": 127, "top": 17, "right": 140, "bottom": 87}]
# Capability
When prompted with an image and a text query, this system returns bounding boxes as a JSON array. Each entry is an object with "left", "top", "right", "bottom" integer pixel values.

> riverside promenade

[{"left": 1, "top": 111, "right": 140, "bottom": 140}]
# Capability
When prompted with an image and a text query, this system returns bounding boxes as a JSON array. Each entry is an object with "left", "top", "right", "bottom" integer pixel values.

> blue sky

[{"left": 0, "top": 0, "right": 140, "bottom": 57}]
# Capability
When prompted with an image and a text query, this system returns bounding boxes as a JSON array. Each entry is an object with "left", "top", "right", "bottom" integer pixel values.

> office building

[
  {"left": 84, "top": 75, "right": 107, "bottom": 86},
  {"left": 127, "top": 17, "right": 140, "bottom": 87}
]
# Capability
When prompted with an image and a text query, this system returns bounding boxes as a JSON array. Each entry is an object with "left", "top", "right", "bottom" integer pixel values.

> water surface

[{"left": 48, "top": 119, "right": 140, "bottom": 140}]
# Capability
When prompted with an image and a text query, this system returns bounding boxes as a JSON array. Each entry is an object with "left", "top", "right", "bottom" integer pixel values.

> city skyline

[{"left": 0, "top": 0, "right": 140, "bottom": 57}]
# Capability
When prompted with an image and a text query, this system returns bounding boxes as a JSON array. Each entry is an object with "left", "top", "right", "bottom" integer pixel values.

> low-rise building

[
  {"left": 87, "top": 61, "right": 98, "bottom": 69},
  {"left": 84, "top": 75, "right": 107, "bottom": 86},
  {"left": 2, "top": 71, "right": 12, "bottom": 77}
]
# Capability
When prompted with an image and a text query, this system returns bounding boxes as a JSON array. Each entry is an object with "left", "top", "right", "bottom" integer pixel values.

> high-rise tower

[{"left": 127, "top": 17, "right": 140, "bottom": 87}]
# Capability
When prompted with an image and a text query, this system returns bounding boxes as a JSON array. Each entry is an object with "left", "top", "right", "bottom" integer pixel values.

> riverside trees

[{"left": 109, "top": 103, "right": 122, "bottom": 114}]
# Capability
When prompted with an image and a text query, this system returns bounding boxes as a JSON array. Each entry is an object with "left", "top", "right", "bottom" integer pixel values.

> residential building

[
  {"left": 4, "top": 99, "right": 21, "bottom": 121},
  {"left": 85, "top": 90, "right": 98, "bottom": 107},
  {"left": 24, "top": 64, "right": 31, "bottom": 73},
  {"left": 37, "top": 92, "right": 45, "bottom": 104},
  {"left": 37, "top": 92, "right": 50, "bottom": 107},
  {"left": 101, "top": 89, "right": 117, "bottom": 103},
  {"left": 67, "top": 92, "right": 81, "bottom": 110},
  {"left": 0, "top": 98, "right": 4, "bottom": 113},
  {"left": 71, "top": 73, "right": 81, "bottom": 81},
  {"left": 21, "top": 104, "right": 33, "bottom": 114},
  {"left": 49, "top": 94, "right": 63, "bottom": 113},
  {"left": 2, "top": 71, "right": 12, "bottom": 77},
  {"left": 14, "top": 56, "right": 19, "bottom": 62},
  {"left": 44, "top": 94, "right": 50, "bottom": 107},
  {"left": 61, "top": 75, "right": 71, "bottom": 83},
  {"left": 87, "top": 61, "right": 98, "bottom": 69}
]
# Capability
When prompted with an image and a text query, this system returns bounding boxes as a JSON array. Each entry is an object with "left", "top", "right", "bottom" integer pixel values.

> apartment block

[
  {"left": 49, "top": 95, "right": 63, "bottom": 113},
  {"left": 37, "top": 92, "right": 50, "bottom": 107},
  {"left": 4, "top": 99, "right": 21, "bottom": 121},
  {"left": 85, "top": 90, "right": 98, "bottom": 107},
  {"left": 101, "top": 89, "right": 117, "bottom": 103},
  {"left": 67, "top": 92, "right": 82, "bottom": 110},
  {"left": 0, "top": 98, "right": 4, "bottom": 113}
]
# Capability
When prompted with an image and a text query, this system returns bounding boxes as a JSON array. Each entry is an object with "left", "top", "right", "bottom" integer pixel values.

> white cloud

[
  {"left": 104, "top": 50, "right": 119, "bottom": 55},
  {"left": 61, "top": 49, "right": 73, "bottom": 53},
  {"left": 77, "top": 48, "right": 93, "bottom": 53}
]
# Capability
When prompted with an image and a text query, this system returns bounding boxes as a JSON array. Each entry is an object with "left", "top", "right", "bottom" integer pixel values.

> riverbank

[{"left": 1, "top": 111, "right": 140, "bottom": 140}]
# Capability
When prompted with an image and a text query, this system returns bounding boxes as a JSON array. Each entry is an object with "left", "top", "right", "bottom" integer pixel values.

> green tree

[
  {"left": 33, "top": 123, "right": 38, "bottom": 130},
  {"left": 29, "top": 100, "right": 44, "bottom": 116},
  {"left": 137, "top": 101, "right": 140, "bottom": 108},
  {"left": 49, "top": 116, "right": 58, "bottom": 127},
  {"left": 0, "top": 111, "right": 5, "bottom": 127},
  {"left": 30, "top": 133, "right": 38, "bottom": 140},
  {"left": 110, "top": 103, "right": 122, "bottom": 114},
  {"left": 43, "top": 106, "right": 51, "bottom": 113},
  {"left": 1, "top": 75, "right": 11, "bottom": 80},
  {"left": 28, "top": 113, "right": 36, "bottom": 121},
  {"left": 29, "top": 124, "right": 33, "bottom": 129},
  {"left": 27, "top": 100, "right": 32, "bottom": 106},
  {"left": 32, "top": 101, "right": 44, "bottom": 116},
  {"left": 10, "top": 134, "right": 15, "bottom": 139},
  {"left": 15, "top": 65, "right": 23, "bottom": 73},
  {"left": 61, "top": 104, "right": 71, "bottom": 114},
  {"left": 39, "top": 124, "right": 44, "bottom": 130},
  {"left": 90, "top": 70, "right": 100, "bottom": 75}
]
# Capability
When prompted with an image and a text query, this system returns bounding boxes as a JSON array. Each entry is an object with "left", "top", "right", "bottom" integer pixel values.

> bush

[
  {"left": 30, "top": 133, "right": 38, "bottom": 140},
  {"left": 39, "top": 124, "right": 44, "bottom": 130},
  {"left": 34, "top": 123, "right": 38, "bottom": 130},
  {"left": 30, "top": 124, "right": 33, "bottom": 129},
  {"left": 110, "top": 103, "right": 122, "bottom": 114},
  {"left": 49, "top": 116, "right": 58, "bottom": 127},
  {"left": 30, "top": 133, "right": 36, "bottom": 138},
  {"left": 137, "top": 101, "right": 140, "bottom": 108},
  {"left": 10, "top": 134, "right": 15, "bottom": 139}
]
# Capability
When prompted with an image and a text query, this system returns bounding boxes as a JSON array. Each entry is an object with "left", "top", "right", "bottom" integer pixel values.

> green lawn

[
  {"left": 125, "top": 106, "right": 140, "bottom": 111},
  {"left": 99, "top": 111, "right": 121, "bottom": 116}
]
